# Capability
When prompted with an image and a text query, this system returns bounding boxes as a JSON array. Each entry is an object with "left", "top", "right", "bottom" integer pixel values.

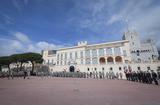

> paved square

[{"left": 0, "top": 77, "right": 160, "bottom": 105}]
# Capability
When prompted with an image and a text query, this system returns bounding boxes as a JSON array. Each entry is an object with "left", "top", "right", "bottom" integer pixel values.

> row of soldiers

[
  {"left": 37, "top": 71, "right": 123, "bottom": 80},
  {"left": 0, "top": 70, "right": 30, "bottom": 79},
  {"left": 125, "top": 70, "right": 160, "bottom": 85}
]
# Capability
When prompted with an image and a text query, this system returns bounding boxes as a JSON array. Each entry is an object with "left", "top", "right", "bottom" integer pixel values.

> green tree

[
  {"left": 25, "top": 53, "right": 43, "bottom": 74},
  {"left": 0, "top": 52, "right": 43, "bottom": 75},
  {"left": 11, "top": 53, "right": 29, "bottom": 71},
  {"left": 0, "top": 56, "right": 13, "bottom": 77}
]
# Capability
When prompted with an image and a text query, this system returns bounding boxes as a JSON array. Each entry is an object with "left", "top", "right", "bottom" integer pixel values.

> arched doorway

[
  {"left": 115, "top": 56, "right": 122, "bottom": 63},
  {"left": 69, "top": 66, "right": 75, "bottom": 72},
  {"left": 99, "top": 57, "right": 106, "bottom": 64},
  {"left": 107, "top": 57, "right": 114, "bottom": 63}
]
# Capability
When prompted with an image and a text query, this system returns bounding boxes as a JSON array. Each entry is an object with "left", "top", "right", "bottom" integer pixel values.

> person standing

[
  {"left": 24, "top": 70, "right": 27, "bottom": 79},
  {"left": 116, "top": 72, "right": 119, "bottom": 79},
  {"left": 10, "top": 69, "right": 14, "bottom": 79},
  {"left": 27, "top": 70, "right": 30, "bottom": 79},
  {"left": 102, "top": 70, "right": 105, "bottom": 79},
  {"left": 95, "top": 71, "right": 98, "bottom": 79},
  {"left": 146, "top": 71, "right": 152, "bottom": 84},
  {"left": 93, "top": 71, "right": 95, "bottom": 79},
  {"left": 106, "top": 72, "right": 109, "bottom": 79},
  {"left": 151, "top": 70, "right": 158, "bottom": 85}
]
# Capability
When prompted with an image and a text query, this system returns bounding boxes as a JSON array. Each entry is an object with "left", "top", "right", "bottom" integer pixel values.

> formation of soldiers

[
  {"left": 1, "top": 68, "right": 160, "bottom": 86},
  {"left": 125, "top": 70, "right": 160, "bottom": 85},
  {"left": 37, "top": 71, "right": 123, "bottom": 80},
  {"left": 0, "top": 69, "right": 30, "bottom": 79}
]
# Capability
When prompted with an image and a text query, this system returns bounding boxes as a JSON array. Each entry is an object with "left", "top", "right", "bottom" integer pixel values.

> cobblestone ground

[{"left": 0, "top": 77, "right": 160, "bottom": 105}]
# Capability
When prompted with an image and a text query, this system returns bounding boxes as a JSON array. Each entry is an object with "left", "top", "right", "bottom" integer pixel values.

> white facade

[{"left": 42, "top": 31, "right": 160, "bottom": 77}]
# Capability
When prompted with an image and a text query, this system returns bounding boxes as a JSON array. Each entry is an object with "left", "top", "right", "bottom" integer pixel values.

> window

[
  {"left": 92, "top": 49, "right": 97, "bottom": 57},
  {"left": 52, "top": 59, "right": 54, "bottom": 64},
  {"left": 60, "top": 61, "right": 62, "bottom": 65},
  {"left": 137, "top": 67, "right": 141, "bottom": 70},
  {"left": 86, "top": 58, "right": 91, "bottom": 64},
  {"left": 123, "top": 50, "right": 127, "bottom": 56},
  {"left": 75, "top": 52, "right": 78, "bottom": 59},
  {"left": 57, "top": 61, "right": 59, "bottom": 65},
  {"left": 64, "top": 61, "right": 67, "bottom": 65},
  {"left": 106, "top": 48, "right": 112, "bottom": 55},
  {"left": 87, "top": 68, "right": 90, "bottom": 71},
  {"left": 119, "top": 67, "right": 122, "bottom": 70},
  {"left": 48, "top": 59, "right": 49, "bottom": 64},
  {"left": 92, "top": 58, "right": 98, "bottom": 64},
  {"left": 137, "top": 50, "right": 140, "bottom": 56},
  {"left": 137, "top": 58, "right": 141, "bottom": 62},
  {"left": 70, "top": 52, "right": 72, "bottom": 59},
  {"left": 65, "top": 53, "right": 67, "bottom": 59},
  {"left": 99, "top": 48, "right": 104, "bottom": 56},
  {"left": 85, "top": 50, "right": 90, "bottom": 58},
  {"left": 94, "top": 68, "right": 97, "bottom": 71},
  {"left": 48, "top": 50, "right": 57, "bottom": 55},
  {"left": 110, "top": 67, "right": 113, "bottom": 70},
  {"left": 102, "top": 67, "right": 104, "bottom": 70},
  {"left": 57, "top": 54, "right": 59, "bottom": 60},
  {"left": 114, "top": 47, "right": 121, "bottom": 55},
  {"left": 81, "top": 59, "right": 83, "bottom": 64},
  {"left": 80, "top": 51, "right": 83, "bottom": 58},
  {"left": 61, "top": 54, "right": 63, "bottom": 60}
]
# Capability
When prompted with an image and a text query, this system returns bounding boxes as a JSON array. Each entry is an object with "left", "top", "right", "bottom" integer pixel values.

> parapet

[{"left": 77, "top": 41, "right": 88, "bottom": 46}]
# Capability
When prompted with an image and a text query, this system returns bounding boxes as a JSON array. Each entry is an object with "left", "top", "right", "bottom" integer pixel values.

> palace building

[{"left": 42, "top": 31, "right": 160, "bottom": 76}]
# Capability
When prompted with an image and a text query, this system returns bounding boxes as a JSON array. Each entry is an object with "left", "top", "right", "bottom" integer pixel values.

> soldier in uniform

[
  {"left": 10, "top": 69, "right": 14, "bottom": 79},
  {"left": 109, "top": 71, "right": 112, "bottom": 79},
  {"left": 23, "top": 70, "right": 27, "bottom": 79},
  {"left": 116, "top": 72, "right": 119, "bottom": 79},
  {"left": 96, "top": 71, "right": 98, "bottom": 79},
  {"left": 151, "top": 70, "right": 158, "bottom": 85},
  {"left": 106, "top": 72, "right": 109, "bottom": 79},
  {"left": 93, "top": 71, "right": 95, "bottom": 79},
  {"left": 111, "top": 71, "right": 115, "bottom": 79},
  {"left": 146, "top": 71, "right": 151, "bottom": 84},
  {"left": 99, "top": 72, "right": 102, "bottom": 79},
  {"left": 137, "top": 71, "right": 141, "bottom": 82},
  {"left": 124, "top": 70, "right": 128, "bottom": 80},
  {"left": 102, "top": 71, "right": 105, "bottom": 79},
  {"left": 90, "top": 72, "right": 92, "bottom": 78}
]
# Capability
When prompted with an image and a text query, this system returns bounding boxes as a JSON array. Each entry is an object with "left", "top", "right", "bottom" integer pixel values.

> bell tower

[{"left": 123, "top": 30, "right": 141, "bottom": 50}]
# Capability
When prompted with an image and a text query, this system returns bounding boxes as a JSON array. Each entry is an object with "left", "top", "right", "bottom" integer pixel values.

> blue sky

[{"left": 0, "top": 0, "right": 160, "bottom": 56}]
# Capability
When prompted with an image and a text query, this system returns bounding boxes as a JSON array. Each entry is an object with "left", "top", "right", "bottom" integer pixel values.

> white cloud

[
  {"left": 107, "top": 15, "right": 122, "bottom": 25},
  {"left": 74, "top": 0, "right": 160, "bottom": 49},
  {"left": 13, "top": 32, "right": 31, "bottom": 43},
  {"left": 0, "top": 32, "right": 63, "bottom": 56}
]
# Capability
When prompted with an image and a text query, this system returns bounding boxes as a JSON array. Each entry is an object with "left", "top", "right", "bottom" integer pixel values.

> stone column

[
  {"left": 111, "top": 48, "right": 115, "bottom": 56},
  {"left": 120, "top": 47, "right": 123, "bottom": 56},
  {"left": 97, "top": 49, "right": 100, "bottom": 64},
  {"left": 90, "top": 50, "right": 92, "bottom": 65},
  {"left": 113, "top": 56, "right": 116, "bottom": 64}
]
